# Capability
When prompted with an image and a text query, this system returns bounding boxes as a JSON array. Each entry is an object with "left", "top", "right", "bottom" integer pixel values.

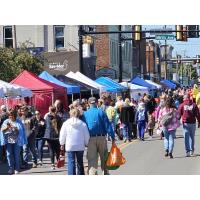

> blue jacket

[
  {"left": 83, "top": 106, "right": 115, "bottom": 139},
  {"left": 0, "top": 118, "right": 27, "bottom": 146}
]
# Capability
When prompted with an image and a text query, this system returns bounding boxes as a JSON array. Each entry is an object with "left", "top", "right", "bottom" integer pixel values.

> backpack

[
  {"left": 160, "top": 111, "right": 174, "bottom": 127},
  {"left": 138, "top": 110, "right": 145, "bottom": 121}
]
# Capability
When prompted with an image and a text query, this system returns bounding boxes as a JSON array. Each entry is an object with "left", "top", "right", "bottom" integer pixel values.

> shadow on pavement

[{"left": 174, "top": 154, "right": 200, "bottom": 159}]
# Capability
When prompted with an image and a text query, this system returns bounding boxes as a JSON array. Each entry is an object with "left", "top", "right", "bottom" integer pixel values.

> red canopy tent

[{"left": 11, "top": 70, "right": 68, "bottom": 116}]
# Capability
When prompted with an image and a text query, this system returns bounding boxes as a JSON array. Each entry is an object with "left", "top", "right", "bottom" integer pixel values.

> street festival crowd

[{"left": 1, "top": 84, "right": 200, "bottom": 175}]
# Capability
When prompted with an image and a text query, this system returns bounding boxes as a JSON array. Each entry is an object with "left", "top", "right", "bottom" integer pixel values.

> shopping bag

[
  {"left": 106, "top": 142, "right": 126, "bottom": 167},
  {"left": 105, "top": 151, "right": 120, "bottom": 170},
  {"left": 56, "top": 150, "right": 65, "bottom": 168}
]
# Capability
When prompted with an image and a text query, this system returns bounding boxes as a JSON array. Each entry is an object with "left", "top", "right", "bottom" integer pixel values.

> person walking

[
  {"left": 178, "top": 94, "right": 200, "bottom": 157},
  {"left": 0, "top": 109, "right": 27, "bottom": 174},
  {"left": 30, "top": 110, "right": 46, "bottom": 166},
  {"left": 44, "top": 106, "right": 62, "bottom": 170},
  {"left": 158, "top": 97, "right": 180, "bottom": 159},
  {"left": 135, "top": 101, "right": 148, "bottom": 141},
  {"left": 118, "top": 98, "right": 135, "bottom": 142},
  {"left": 83, "top": 97, "right": 115, "bottom": 175},
  {"left": 59, "top": 108, "right": 90, "bottom": 175},
  {"left": 21, "top": 107, "right": 38, "bottom": 168}
]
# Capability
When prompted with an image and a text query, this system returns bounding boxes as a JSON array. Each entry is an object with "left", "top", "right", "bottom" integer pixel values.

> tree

[{"left": 0, "top": 41, "right": 44, "bottom": 82}]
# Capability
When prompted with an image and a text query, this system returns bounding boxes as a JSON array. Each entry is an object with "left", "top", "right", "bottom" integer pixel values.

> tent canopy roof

[
  {"left": 39, "top": 71, "right": 80, "bottom": 94},
  {"left": 131, "top": 77, "right": 157, "bottom": 89},
  {"left": 160, "top": 80, "right": 176, "bottom": 89},
  {"left": 11, "top": 70, "right": 65, "bottom": 92}
]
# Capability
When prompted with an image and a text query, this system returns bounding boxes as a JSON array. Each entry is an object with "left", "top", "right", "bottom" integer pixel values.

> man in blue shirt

[{"left": 83, "top": 97, "right": 115, "bottom": 175}]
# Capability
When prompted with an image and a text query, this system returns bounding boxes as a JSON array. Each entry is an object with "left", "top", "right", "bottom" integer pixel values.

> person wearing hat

[
  {"left": 178, "top": 94, "right": 200, "bottom": 157},
  {"left": 82, "top": 97, "right": 115, "bottom": 175}
]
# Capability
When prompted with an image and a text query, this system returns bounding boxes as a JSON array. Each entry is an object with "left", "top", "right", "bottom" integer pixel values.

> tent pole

[{"left": 72, "top": 94, "right": 74, "bottom": 102}]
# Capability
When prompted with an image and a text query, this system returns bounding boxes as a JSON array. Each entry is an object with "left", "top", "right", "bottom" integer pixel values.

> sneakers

[
  {"left": 165, "top": 150, "right": 169, "bottom": 157},
  {"left": 169, "top": 153, "right": 173, "bottom": 159},
  {"left": 38, "top": 160, "right": 43, "bottom": 166},
  {"left": 124, "top": 139, "right": 127, "bottom": 143},
  {"left": 51, "top": 164, "right": 55, "bottom": 170},
  {"left": 8, "top": 169, "right": 14, "bottom": 175},
  {"left": 190, "top": 151, "right": 194, "bottom": 156},
  {"left": 32, "top": 163, "right": 37, "bottom": 168},
  {"left": 186, "top": 152, "right": 191, "bottom": 157},
  {"left": 14, "top": 170, "right": 19, "bottom": 175}
]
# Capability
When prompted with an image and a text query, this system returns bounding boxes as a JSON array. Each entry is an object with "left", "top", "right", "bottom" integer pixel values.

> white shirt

[{"left": 59, "top": 117, "right": 90, "bottom": 151}]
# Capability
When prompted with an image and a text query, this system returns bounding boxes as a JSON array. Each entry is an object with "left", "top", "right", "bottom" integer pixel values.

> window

[
  {"left": 54, "top": 25, "right": 65, "bottom": 49},
  {"left": 4, "top": 26, "right": 13, "bottom": 48}
]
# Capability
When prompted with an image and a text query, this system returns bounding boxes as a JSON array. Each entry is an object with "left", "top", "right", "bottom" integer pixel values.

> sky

[{"left": 144, "top": 25, "right": 200, "bottom": 58}]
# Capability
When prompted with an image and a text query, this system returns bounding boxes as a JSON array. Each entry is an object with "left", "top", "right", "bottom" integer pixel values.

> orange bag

[{"left": 106, "top": 142, "right": 126, "bottom": 167}]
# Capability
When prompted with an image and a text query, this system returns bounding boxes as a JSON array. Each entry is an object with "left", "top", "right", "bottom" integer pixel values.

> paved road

[
  {"left": 111, "top": 127, "right": 200, "bottom": 175},
  {"left": 1, "top": 127, "right": 200, "bottom": 175}
]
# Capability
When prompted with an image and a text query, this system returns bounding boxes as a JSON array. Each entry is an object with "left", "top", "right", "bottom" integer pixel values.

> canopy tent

[
  {"left": 0, "top": 88, "right": 4, "bottom": 98},
  {"left": 75, "top": 72, "right": 107, "bottom": 93},
  {"left": 39, "top": 71, "right": 80, "bottom": 94},
  {"left": 131, "top": 77, "right": 157, "bottom": 90},
  {"left": 11, "top": 70, "right": 68, "bottom": 116},
  {"left": 160, "top": 80, "right": 176, "bottom": 89},
  {"left": 55, "top": 74, "right": 97, "bottom": 91},
  {"left": 169, "top": 80, "right": 181, "bottom": 87},
  {"left": 96, "top": 77, "right": 127, "bottom": 92},
  {"left": 145, "top": 80, "right": 162, "bottom": 89},
  {"left": 0, "top": 80, "right": 32, "bottom": 98},
  {"left": 120, "top": 82, "right": 149, "bottom": 100}
]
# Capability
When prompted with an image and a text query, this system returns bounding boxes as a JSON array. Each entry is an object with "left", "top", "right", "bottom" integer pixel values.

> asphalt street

[{"left": 1, "top": 127, "right": 200, "bottom": 175}]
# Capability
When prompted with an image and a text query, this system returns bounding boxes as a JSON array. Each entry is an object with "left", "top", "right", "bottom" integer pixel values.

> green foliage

[{"left": 0, "top": 41, "right": 44, "bottom": 82}]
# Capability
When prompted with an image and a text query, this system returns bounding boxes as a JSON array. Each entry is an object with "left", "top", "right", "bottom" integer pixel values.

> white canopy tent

[
  {"left": 145, "top": 80, "right": 162, "bottom": 89},
  {"left": 0, "top": 80, "right": 33, "bottom": 98},
  {"left": 66, "top": 71, "right": 106, "bottom": 95},
  {"left": 120, "top": 82, "right": 149, "bottom": 101},
  {"left": 75, "top": 72, "right": 107, "bottom": 93}
]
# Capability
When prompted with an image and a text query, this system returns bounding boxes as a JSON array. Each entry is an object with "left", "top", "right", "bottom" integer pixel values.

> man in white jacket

[{"left": 59, "top": 108, "right": 90, "bottom": 175}]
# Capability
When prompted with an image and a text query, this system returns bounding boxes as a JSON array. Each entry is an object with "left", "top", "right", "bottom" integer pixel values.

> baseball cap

[{"left": 88, "top": 97, "right": 96, "bottom": 104}]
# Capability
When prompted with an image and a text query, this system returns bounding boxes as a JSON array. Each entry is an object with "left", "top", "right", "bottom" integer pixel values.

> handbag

[
  {"left": 160, "top": 111, "right": 174, "bottom": 127},
  {"left": 56, "top": 150, "right": 65, "bottom": 168}
]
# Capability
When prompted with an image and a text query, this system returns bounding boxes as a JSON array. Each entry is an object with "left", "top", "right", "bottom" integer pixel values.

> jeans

[
  {"left": 23, "top": 134, "right": 38, "bottom": 164},
  {"left": 47, "top": 139, "right": 60, "bottom": 165},
  {"left": 138, "top": 121, "right": 146, "bottom": 139},
  {"left": 122, "top": 123, "right": 131, "bottom": 140},
  {"left": 36, "top": 138, "right": 45, "bottom": 162},
  {"left": 67, "top": 151, "right": 84, "bottom": 175},
  {"left": 163, "top": 128, "right": 176, "bottom": 153},
  {"left": 6, "top": 143, "right": 21, "bottom": 171},
  {"left": 182, "top": 123, "right": 196, "bottom": 153},
  {"left": 0, "top": 145, "right": 3, "bottom": 161}
]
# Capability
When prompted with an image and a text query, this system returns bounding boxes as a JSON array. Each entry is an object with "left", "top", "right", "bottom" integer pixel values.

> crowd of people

[{"left": 1, "top": 84, "right": 200, "bottom": 175}]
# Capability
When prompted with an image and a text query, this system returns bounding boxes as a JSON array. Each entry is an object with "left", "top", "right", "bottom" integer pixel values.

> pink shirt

[{"left": 158, "top": 107, "right": 180, "bottom": 131}]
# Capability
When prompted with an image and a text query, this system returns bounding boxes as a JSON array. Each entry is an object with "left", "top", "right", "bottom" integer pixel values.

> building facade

[
  {"left": 95, "top": 25, "right": 133, "bottom": 80},
  {"left": 0, "top": 25, "right": 96, "bottom": 79}
]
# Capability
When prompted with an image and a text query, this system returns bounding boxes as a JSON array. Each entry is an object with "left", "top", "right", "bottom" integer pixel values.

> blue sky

[{"left": 144, "top": 25, "right": 200, "bottom": 57}]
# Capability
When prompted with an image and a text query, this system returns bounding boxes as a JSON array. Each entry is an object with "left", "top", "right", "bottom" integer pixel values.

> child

[{"left": 147, "top": 112, "right": 155, "bottom": 138}]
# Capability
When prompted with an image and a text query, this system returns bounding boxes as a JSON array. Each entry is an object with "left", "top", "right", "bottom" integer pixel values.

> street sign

[
  {"left": 150, "top": 28, "right": 173, "bottom": 35},
  {"left": 155, "top": 34, "right": 175, "bottom": 40}
]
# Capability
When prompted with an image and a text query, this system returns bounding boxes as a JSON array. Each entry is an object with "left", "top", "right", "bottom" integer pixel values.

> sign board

[
  {"left": 96, "top": 67, "right": 117, "bottom": 79},
  {"left": 150, "top": 28, "right": 173, "bottom": 35},
  {"left": 48, "top": 59, "right": 68, "bottom": 72},
  {"left": 155, "top": 34, "right": 175, "bottom": 40},
  {"left": 83, "top": 43, "right": 91, "bottom": 58}
]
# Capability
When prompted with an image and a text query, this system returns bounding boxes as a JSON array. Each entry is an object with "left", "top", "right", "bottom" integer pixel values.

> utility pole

[
  {"left": 164, "top": 25, "right": 167, "bottom": 79},
  {"left": 118, "top": 25, "right": 122, "bottom": 82},
  {"left": 78, "top": 25, "right": 84, "bottom": 73}
]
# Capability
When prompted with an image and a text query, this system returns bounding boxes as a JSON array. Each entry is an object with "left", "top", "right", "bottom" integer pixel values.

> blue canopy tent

[
  {"left": 39, "top": 71, "right": 80, "bottom": 101},
  {"left": 95, "top": 79, "right": 119, "bottom": 93},
  {"left": 131, "top": 77, "right": 157, "bottom": 90},
  {"left": 160, "top": 80, "right": 176, "bottom": 89},
  {"left": 96, "top": 77, "right": 127, "bottom": 93}
]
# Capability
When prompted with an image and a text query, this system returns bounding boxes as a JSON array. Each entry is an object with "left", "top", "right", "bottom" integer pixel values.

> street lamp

[{"left": 148, "top": 42, "right": 151, "bottom": 80}]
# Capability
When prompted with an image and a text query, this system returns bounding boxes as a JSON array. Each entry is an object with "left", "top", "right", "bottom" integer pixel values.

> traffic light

[
  {"left": 83, "top": 35, "right": 93, "bottom": 44},
  {"left": 176, "top": 25, "right": 183, "bottom": 41},
  {"left": 156, "top": 57, "right": 159, "bottom": 65},
  {"left": 182, "top": 26, "right": 188, "bottom": 42},
  {"left": 134, "top": 25, "right": 142, "bottom": 41},
  {"left": 187, "top": 25, "right": 199, "bottom": 38}
]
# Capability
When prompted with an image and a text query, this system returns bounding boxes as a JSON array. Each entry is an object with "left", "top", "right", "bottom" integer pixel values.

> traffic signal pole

[{"left": 78, "top": 25, "right": 84, "bottom": 73}]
